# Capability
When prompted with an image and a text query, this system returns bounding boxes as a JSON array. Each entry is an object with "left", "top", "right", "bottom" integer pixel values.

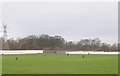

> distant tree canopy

[{"left": 0, "top": 34, "right": 119, "bottom": 51}]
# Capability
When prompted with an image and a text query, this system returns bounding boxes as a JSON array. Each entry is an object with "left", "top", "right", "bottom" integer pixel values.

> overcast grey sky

[{"left": 1, "top": 2, "right": 118, "bottom": 44}]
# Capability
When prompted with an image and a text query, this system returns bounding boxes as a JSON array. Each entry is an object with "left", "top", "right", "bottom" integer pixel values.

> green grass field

[
  {"left": 2, "top": 54, "right": 118, "bottom": 74},
  {"left": 0, "top": 55, "right": 2, "bottom": 75}
]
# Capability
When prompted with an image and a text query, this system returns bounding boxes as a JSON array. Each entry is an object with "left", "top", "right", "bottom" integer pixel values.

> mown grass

[
  {"left": 2, "top": 54, "right": 118, "bottom": 74},
  {"left": 0, "top": 55, "right": 2, "bottom": 75}
]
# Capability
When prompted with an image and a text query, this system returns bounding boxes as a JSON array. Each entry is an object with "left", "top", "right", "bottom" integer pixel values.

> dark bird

[{"left": 16, "top": 57, "right": 18, "bottom": 60}]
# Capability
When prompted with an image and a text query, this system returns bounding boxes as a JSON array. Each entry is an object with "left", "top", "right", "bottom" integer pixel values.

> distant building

[
  {"left": 56, "top": 51, "right": 66, "bottom": 54},
  {"left": 43, "top": 49, "right": 66, "bottom": 54},
  {"left": 43, "top": 50, "right": 57, "bottom": 53}
]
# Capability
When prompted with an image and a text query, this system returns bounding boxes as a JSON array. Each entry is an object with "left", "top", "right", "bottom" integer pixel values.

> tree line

[{"left": 1, "top": 34, "right": 119, "bottom": 51}]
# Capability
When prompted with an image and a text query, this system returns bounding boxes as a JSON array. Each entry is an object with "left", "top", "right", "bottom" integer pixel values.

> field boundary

[
  {"left": 0, "top": 50, "right": 43, "bottom": 55},
  {"left": 0, "top": 50, "right": 119, "bottom": 55},
  {"left": 1, "top": 74, "right": 119, "bottom": 76}
]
